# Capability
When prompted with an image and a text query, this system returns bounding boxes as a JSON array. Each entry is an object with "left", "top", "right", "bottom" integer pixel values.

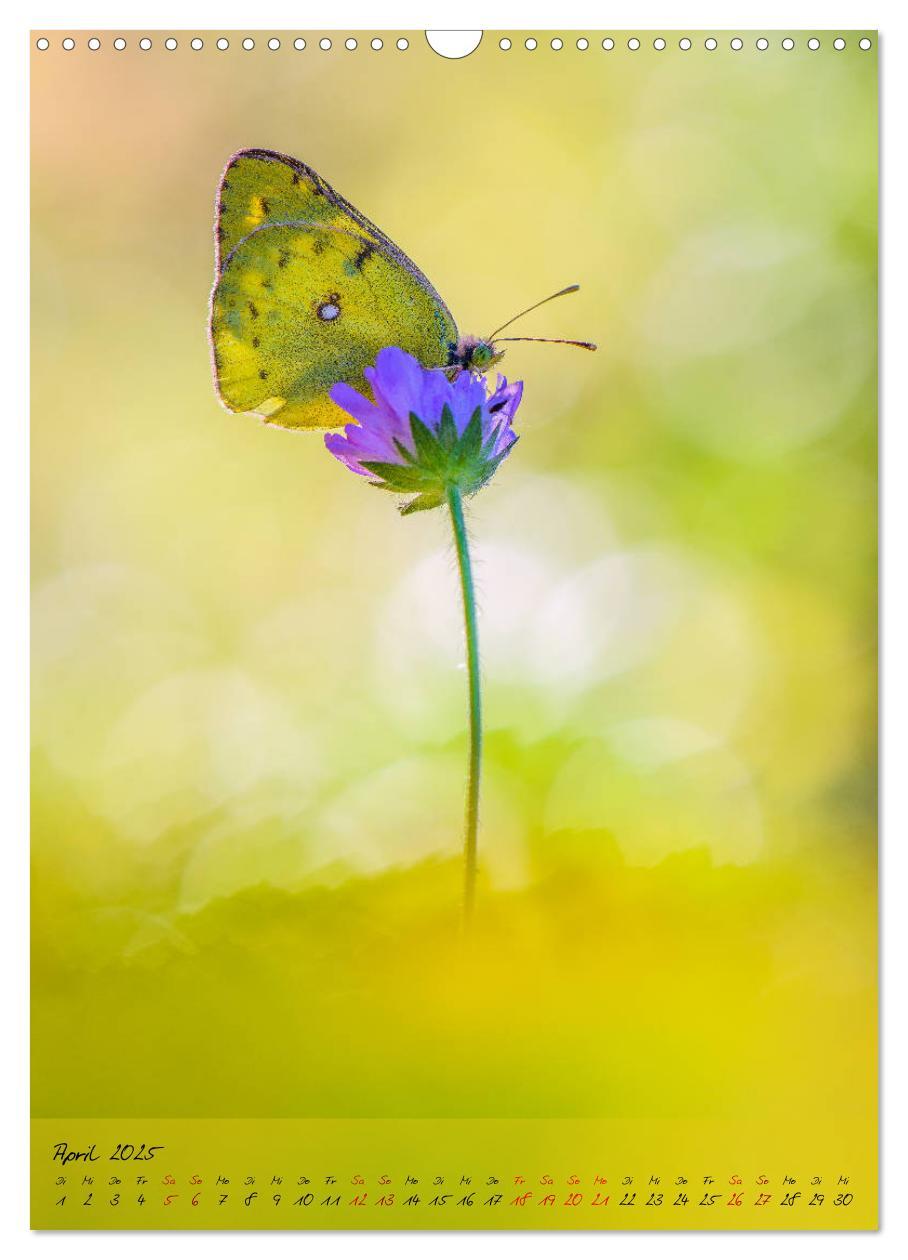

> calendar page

[{"left": 30, "top": 27, "right": 878, "bottom": 1231}]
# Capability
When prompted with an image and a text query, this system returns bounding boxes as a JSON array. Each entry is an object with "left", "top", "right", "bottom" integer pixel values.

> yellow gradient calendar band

[{"left": 32, "top": 1118, "right": 876, "bottom": 1230}]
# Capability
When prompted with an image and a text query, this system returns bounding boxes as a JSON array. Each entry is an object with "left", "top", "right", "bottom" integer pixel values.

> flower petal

[
  {"left": 419, "top": 369, "right": 454, "bottom": 429},
  {"left": 449, "top": 370, "right": 488, "bottom": 435},
  {"left": 370, "top": 347, "right": 427, "bottom": 418},
  {"left": 329, "top": 381, "right": 382, "bottom": 427},
  {"left": 324, "top": 432, "right": 373, "bottom": 477}
]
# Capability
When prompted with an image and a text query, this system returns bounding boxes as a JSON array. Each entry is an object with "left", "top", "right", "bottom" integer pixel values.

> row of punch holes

[
  {"left": 35, "top": 34, "right": 875, "bottom": 53},
  {"left": 35, "top": 36, "right": 411, "bottom": 52}
]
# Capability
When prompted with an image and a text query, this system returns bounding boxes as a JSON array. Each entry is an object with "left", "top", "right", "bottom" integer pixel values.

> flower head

[{"left": 325, "top": 347, "right": 522, "bottom": 514}]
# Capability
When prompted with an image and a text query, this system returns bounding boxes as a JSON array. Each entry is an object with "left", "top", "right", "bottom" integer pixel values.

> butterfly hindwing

[
  {"left": 210, "top": 149, "right": 458, "bottom": 429},
  {"left": 211, "top": 221, "right": 457, "bottom": 429}
]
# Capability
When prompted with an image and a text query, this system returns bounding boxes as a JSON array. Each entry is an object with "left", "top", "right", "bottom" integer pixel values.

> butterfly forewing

[
  {"left": 210, "top": 149, "right": 458, "bottom": 429},
  {"left": 216, "top": 149, "right": 367, "bottom": 268}
]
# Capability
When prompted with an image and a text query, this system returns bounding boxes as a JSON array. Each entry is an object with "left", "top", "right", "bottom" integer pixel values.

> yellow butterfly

[{"left": 209, "top": 148, "right": 594, "bottom": 430}]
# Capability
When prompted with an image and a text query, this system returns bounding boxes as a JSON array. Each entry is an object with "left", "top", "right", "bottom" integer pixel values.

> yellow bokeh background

[{"left": 31, "top": 29, "right": 876, "bottom": 1183}]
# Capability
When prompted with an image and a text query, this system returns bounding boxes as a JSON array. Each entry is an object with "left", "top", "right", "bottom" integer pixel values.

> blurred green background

[{"left": 31, "top": 33, "right": 876, "bottom": 1127}]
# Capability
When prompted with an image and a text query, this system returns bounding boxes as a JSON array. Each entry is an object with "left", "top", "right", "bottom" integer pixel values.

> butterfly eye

[{"left": 317, "top": 300, "right": 341, "bottom": 322}]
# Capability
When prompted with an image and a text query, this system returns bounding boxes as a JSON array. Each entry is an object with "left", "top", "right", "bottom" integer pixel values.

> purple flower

[{"left": 325, "top": 347, "right": 522, "bottom": 514}]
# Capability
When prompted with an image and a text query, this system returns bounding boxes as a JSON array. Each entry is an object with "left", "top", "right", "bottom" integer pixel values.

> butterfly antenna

[
  {"left": 495, "top": 336, "right": 597, "bottom": 351},
  {"left": 487, "top": 285, "right": 581, "bottom": 340}
]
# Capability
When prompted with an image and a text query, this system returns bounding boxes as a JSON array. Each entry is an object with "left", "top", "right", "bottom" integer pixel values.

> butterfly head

[
  {"left": 446, "top": 286, "right": 597, "bottom": 377},
  {"left": 446, "top": 334, "right": 505, "bottom": 374}
]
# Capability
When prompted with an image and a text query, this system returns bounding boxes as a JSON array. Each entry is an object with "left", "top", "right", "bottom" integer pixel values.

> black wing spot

[
  {"left": 277, "top": 250, "right": 291, "bottom": 269},
  {"left": 354, "top": 243, "right": 375, "bottom": 270},
  {"left": 259, "top": 369, "right": 269, "bottom": 380},
  {"left": 251, "top": 336, "right": 260, "bottom": 348},
  {"left": 260, "top": 197, "right": 271, "bottom": 215},
  {"left": 248, "top": 301, "right": 259, "bottom": 319}
]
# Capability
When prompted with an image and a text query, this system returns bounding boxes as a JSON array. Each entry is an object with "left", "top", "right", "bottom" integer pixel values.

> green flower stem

[{"left": 446, "top": 484, "right": 481, "bottom": 927}]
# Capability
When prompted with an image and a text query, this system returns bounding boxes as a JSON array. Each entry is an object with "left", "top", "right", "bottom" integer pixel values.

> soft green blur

[{"left": 31, "top": 34, "right": 876, "bottom": 1130}]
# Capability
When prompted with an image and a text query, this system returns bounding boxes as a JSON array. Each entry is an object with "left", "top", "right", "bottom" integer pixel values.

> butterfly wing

[
  {"left": 211, "top": 221, "right": 457, "bottom": 429},
  {"left": 210, "top": 149, "right": 458, "bottom": 428}
]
